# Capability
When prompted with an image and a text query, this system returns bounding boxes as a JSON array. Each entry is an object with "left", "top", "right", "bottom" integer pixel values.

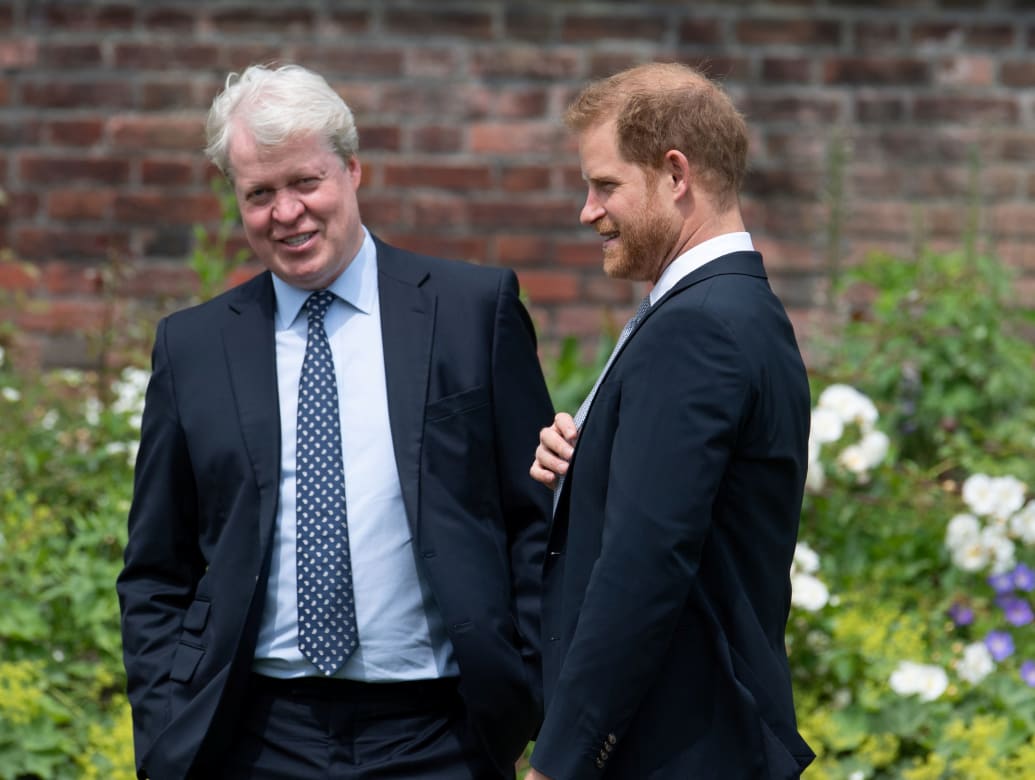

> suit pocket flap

[
  {"left": 182, "top": 599, "right": 210, "bottom": 632},
  {"left": 169, "top": 642, "right": 204, "bottom": 683},
  {"left": 426, "top": 385, "right": 489, "bottom": 421}
]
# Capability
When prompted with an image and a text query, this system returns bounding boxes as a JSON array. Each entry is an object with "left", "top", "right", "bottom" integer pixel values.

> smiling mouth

[
  {"left": 281, "top": 232, "right": 316, "bottom": 247},
  {"left": 600, "top": 231, "right": 619, "bottom": 242}
]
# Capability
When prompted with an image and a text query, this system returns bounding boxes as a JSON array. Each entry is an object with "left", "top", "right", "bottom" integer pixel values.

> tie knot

[{"left": 305, "top": 290, "right": 336, "bottom": 324}]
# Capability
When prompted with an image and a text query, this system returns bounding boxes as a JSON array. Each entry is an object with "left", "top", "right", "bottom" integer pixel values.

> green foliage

[
  {"left": 796, "top": 246, "right": 1035, "bottom": 778},
  {"left": 543, "top": 334, "right": 614, "bottom": 415},
  {"left": 190, "top": 176, "right": 250, "bottom": 301},
  {"left": 0, "top": 354, "right": 137, "bottom": 779}
]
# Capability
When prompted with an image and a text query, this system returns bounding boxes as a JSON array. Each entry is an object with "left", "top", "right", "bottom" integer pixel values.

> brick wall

[{"left": 2, "top": 0, "right": 1035, "bottom": 368}]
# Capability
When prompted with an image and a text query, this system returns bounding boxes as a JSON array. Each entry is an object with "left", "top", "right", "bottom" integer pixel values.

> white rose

[
  {"left": 818, "top": 384, "right": 879, "bottom": 429},
  {"left": 988, "top": 475, "right": 1026, "bottom": 521},
  {"left": 858, "top": 430, "right": 890, "bottom": 468},
  {"left": 1010, "top": 501, "right": 1035, "bottom": 544},
  {"left": 791, "top": 573, "right": 830, "bottom": 612},
  {"left": 956, "top": 642, "right": 994, "bottom": 684},
  {"left": 889, "top": 661, "right": 948, "bottom": 701},
  {"left": 810, "top": 407, "right": 844, "bottom": 445},
  {"left": 805, "top": 460, "right": 826, "bottom": 493},
  {"left": 962, "top": 473, "right": 997, "bottom": 517},
  {"left": 793, "top": 542, "right": 821, "bottom": 575},
  {"left": 981, "top": 526, "right": 1016, "bottom": 574},
  {"left": 951, "top": 538, "right": 989, "bottom": 572},
  {"left": 945, "top": 513, "right": 980, "bottom": 551}
]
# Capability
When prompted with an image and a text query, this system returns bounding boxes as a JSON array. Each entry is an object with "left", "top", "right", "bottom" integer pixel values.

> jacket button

[{"left": 595, "top": 758, "right": 605, "bottom": 769}]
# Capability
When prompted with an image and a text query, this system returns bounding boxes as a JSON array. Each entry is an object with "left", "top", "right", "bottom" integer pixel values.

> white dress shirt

[{"left": 650, "top": 232, "right": 755, "bottom": 305}]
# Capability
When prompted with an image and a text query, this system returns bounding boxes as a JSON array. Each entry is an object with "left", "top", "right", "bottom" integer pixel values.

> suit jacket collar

[
  {"left": 645, "top": 250, "right": 767, "bottom": 323},
  {"left": 373, "top": 236, "right": 435, "bottom": 534}
]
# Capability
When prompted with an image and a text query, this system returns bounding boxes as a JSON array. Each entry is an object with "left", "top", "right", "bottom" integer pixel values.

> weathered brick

[
  {"left": 220, "top": 43, "right": 293, "bottom": 73},
  {"left": 0, "top": 118, "right": 41, "bottom": 145},
  {"left": 305, "top": 48, "right": 405, "bottom": 78},
  {"left": 496, "top": 236, "right": 555, "bottom": 266},
  {"left": 46, "top": 118, "right": 105, "bottom": 146},
  {"left": 824, "top": 58, "right": 929, "bottom": 85},
  {"left": 0, "top": 261, "right": 39, "bottom": 293},
  {"left": 385, "top": 9, "right": 493, "bottom": 39},
  {"left": 989, "top": 204, "right": 1035, "bottom": 237},
  {"left": 208, "top": 7, "right": 315, "bottom": 34},
  {"left": 119, "top": 262, "right": 201, "bottom": 297},
  {"left": 45, "top": 2, "right": 135, "bottom": 30},
  {"left": 21, "top": 81, "right": 133, "bottom": 109},
  {"left": 358, "top": 196, "right": 405, "bottom": 229},
  {"left": 14, "top": 227, "right": 130, "bottom": 261},
  {"left": 48, "top": 189, "right": 115, "bottom": 220},
  {"left": 914, "top": 96, "right": 1018, "bottom": 122},
  {"left": 855, "top": 95, "right": 906, "bottom": 122},
  {"left": 15, "top": 298, "right": 112, "bottom": 333},
  {"left": 0, "top": 38, "right": 38, "bottom": 68},
  {"left": 141, "top": 81, "right": 202, "bottom": 111},
  {"left": 412, "top": 195, "right": 469, "bottom": 229},
  {"left": 556, "top": 240, "right": 606, "bottom": 269},
  {"left": 853, "top": 21, "right": 902, "bottom": 51},
  {"left": 741, "top": 95, "right": 842, "bottom": 123},
  {"left": 383, "top": 164, "right": 492, "bottom": 190},
  {"left": 762, "top": 58, "right": 813, "bottom": 83},
  {"left": 41, "top": 262, "right": 105, "bottom": 296},
  {"left": 505, "top": 8, "right": 555, "bottom": 41},
  {"left": 109, "top": 116, "right": 206, "bottom": 151},
  {"left": 141, "top": 227, "right": 193, "bottom": 259},
  {"left": 114, "top": 192, "right": 219, "bottom": 224},
  {"left": 675, "top": 56, "right": 752, "bottom": 82},
  {"left": 404, "top": 49, "right": 459, "bottom": 80},
  {"left": 516, "top": 270, "right": 581, "bottom": 303},
  {"left": 743, "top": 168, "right": 824, "bottom": 199},
  {"left": 1001, "top": 61, "right": 1035, "bottom": 87},
  {"left": 115, "top": 43, "right": 220, "bottom": 69},
  {"left": 327, "top": 9, "right": 372, "bottom": 34},
  {"left": 933, "top": 55, "right": 995, "bottom": 87},
  {"left": 141, "top": 159, "right": 196, "bottom": 187},
  {"left": 736, "top": 18, "right": 841, "bottom": 46},
  {"left": 501, "top": 165, "right": 552, "bottom": 193},
  {"left": 141, "top": 7, "right": 195, "bottom": 31},
  {"left": 496, "top": 88, "right": 550, "bottom": 119},
  {"left": 20, "top": 156, "right": 130, "bottom": 186},
  {"left": 471, "top": 47, "right": 580, "bottom": 79},
  {"left": 561, "top": 12, "right": 667, "bottom": 42},
  {"left": 409, "top": 125, "right": 463, "bottom": 153},
  {"left": 0, "top": 191, "right": 40, "bottom": 220},
  {"left": 678, "top": 18, "right": 723, "bottom": 45},
  {"left": 471, "top": 200, "right": 578, "bottom": 229},
  {"left": 584, "top": 276, "right": 636, "bottom": 304},
  {"left": 39, "top": 42, "right": 103, "bottom": 68},
  {"left": 470, "top": 122, "right": 565, "bottom": 154},
  {"left": 360, "top": 125, "right": 402, "bottom": 152}
]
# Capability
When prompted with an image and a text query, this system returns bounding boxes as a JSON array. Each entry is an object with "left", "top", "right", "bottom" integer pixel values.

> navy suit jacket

[
  {"left": 533, "top": 252, "right": 815, "bottom": 779},
  {"left": 117, "top": 237, "right": 553, "bottom": 779}
]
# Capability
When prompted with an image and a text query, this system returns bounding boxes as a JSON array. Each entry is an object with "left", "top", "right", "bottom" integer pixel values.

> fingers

[{"left": 529, "top": 413, "right": 579, "bottom": 488}]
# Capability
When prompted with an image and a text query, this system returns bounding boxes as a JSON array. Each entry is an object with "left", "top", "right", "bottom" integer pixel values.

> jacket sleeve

[
  {"left": 116, "top": 317, "right": 205, "bottom": 776},
  {"left": 491, "top": 269, "right": 555, "bottom": 717}
]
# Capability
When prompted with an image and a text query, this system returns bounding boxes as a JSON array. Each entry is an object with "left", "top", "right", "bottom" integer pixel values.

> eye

[
  {"left": 295, "top": 176, "right": 321, "bottom": 190},
  {"left": 246, "top": 187, "right": 273, "bottom": 205}
]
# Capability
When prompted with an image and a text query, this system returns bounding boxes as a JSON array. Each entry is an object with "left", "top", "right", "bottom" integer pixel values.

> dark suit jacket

[
  {"left": 117, "top": 237, "right": 553, "bottom": 779},
  {"left": 532, "top": 252, "right": 815, "bottom": 780}
]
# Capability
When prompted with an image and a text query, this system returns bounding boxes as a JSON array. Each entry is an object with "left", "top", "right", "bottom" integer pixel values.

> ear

[{"left": 663, "top": 149, "right": 691, "bottom": 201}]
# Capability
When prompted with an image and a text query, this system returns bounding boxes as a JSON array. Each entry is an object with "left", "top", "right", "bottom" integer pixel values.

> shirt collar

[
  {"left": 650, "top": 231, "right": 754, "bottom": 305},
  {"left": 272, "top": 227, "right": 378, "bottom": 329}
]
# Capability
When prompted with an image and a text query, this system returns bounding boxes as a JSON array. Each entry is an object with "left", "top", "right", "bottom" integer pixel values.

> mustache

[{"left": 596, "top": 222, "right": 618, "bottom": 235}]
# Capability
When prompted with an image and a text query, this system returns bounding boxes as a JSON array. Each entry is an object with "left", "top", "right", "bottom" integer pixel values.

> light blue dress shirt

[{"left": 253, "top": 229, "right": 458, "bottom": 681}]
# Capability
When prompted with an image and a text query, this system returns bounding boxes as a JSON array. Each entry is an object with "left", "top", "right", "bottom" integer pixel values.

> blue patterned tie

[
  {"left": 554, "top": 295, "right": 651, "bottom": 513},
  {"left": 296, "top": 290, "right": 358, "bottom": 676}
]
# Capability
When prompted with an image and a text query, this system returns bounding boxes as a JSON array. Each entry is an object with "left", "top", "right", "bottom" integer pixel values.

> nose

[
  {"left": 271, "top": 189, "right": 304, "bottom": 224},
  {"left": 579, "top": 189, "right": 604, "bottom": 226}
]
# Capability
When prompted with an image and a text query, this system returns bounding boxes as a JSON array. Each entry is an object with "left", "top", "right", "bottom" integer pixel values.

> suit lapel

[
  {"left": 375, "top": 239, "right": 435, "bottom": 534},
  {"left": 222, "top": 272, "right": 281, "bottom": 548}
]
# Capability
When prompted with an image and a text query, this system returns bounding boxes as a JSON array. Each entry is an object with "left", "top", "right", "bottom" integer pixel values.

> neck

[{"left": 652, "top": 207, "right": 745, "bottom": 283}]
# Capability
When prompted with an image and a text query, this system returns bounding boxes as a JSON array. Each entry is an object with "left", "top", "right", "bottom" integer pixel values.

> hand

[
  {"left": 524, "top": 769, "right": 555, "bottom": 780},
  {"left": 529, "top": 412, "right": 578, "bottom": 489}
]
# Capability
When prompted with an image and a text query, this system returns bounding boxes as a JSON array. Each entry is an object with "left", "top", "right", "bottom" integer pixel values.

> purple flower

[
  {"left": 1001, "top": 596, "right": 1035, "bottom": 627},
  {"left": 1021, "top": 660, "right": 1035, "bottom": 688},
  {"left": 948, "top": 602, "right": 974, "bottom": 626},
  {"left": 1014, "top": 563, "right": 1035, "bottom": 592},
  {"left": 985, "top": 630, "right": 1015, "bottom": 662},
  {"left": 988, "top": 571, "right": 1015, "bottom": 594}
]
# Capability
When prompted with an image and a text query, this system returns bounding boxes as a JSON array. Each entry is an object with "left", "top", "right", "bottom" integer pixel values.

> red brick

[
  {"left": 114, "top": 192, "right": 219, "bottom": 224},
  {"left": 358, "top": 197, "right": 405, "bottom": 229},
  {"left": 743, "top": 169, "right": 823, "bottom": 199},
  {"left": 22, "top": 81, "right": 133, "bottom": 109},
  {"left": 0, "top": 261, "right": 39, "bottom": 293},
  {"left": 824, "top": 58, "right": 929, "bottom": 85},
  {"left": 43, "top": 3, "right": 136, "bottom": 30},
  {"left": 516, "top": 270, "right": 581, "bottom": 303},
  {"left": 505, "top": 9, "right": 553, "bottom": 41},
  {"left": 470, "top": 201, "right": 578, "bottom": 230},
  {"left": 501, "top": 166, "right": 551, "bottom": 193},
  {"left": 410, "top": 126, "right": 462, "bottom": 154},
  {"left": 845, "top": 202, "right": 913, "bottom": 237},
  {"left": 0, "top": 190, "right": 40, "bottom": 220},
  {"left": 328, "top": 10, "right": 372, "bottom": 33},
  {"left": 220, "top": 44, "right": 293, "bottom": 73},
  {"left": 556, "top": 240, "right": 606, "bottom": 269},
  {"left": 496, "top": 88, "right": 550, "bottom": 119},
  {"left": 383, "top": 164, "right": 491, "bottom": 190},
  {"left": 1001, "top": 61, "right": 1035, "bottom": 87},
  {"left": 989, "top": 204, "right": 1035, "bottom": 237},
  {"left": 385, "top": 9, "right": 493, "bottom": 38},
  {"left": 735, "top": 19, "right": 840, "bottom": 46},
  {"left": 751, "top": 237, "right": 821, "bottom": 272},
  {"left": 471, "top": 48, "right": 581, "bottom": 80},
  {"left": 385, "top": 235, "right": 488, "bottom": 264},
  {"left": 209, "top": 7, "right": 314, "bottom": 34},
  {"left": 676, "top": 56, "right": 752, "bottom": 82},
  {"left": 762, "top": 58, "right": 813, "bottom": 83},
  {"left": 20, "top": 156, "right": 130, "bottom": 186},
  {"left": 41, "top": 263, "right": 105, "bottom": 295},
  {"left": 141, "top": 159, "right": 196, "bottom": 187},
  {"left": 679, "top": 18, "right": 722, "bottom": 44},
  {"left": 305, "top": 48, "right": 404, "bottom": 78},
  {"left": 856, "top": 96, "right": 906, "bottom": 122},
  {"left": 470, "top": 122, "right": 565, "bottom": 154},
  {"left": 381, "top": 84, "right": 465, "bottom": 116},
  {"left": 404, "top": 49, "right": 458, "bottom": 80},
  {"left": 14, "top": 227, "right": 130, "bottom": 261},
  {"left": 914, "top": 96, "right": 1018, "bottom": 122},
  {"left": 119, "top": 263, "right": 202, "bottom": 298},
  {"left": 934, "top": 55, "right": 995, "bottom": 87},
  {"left": 0, "top": 118, "right": 40, "bottom": 145},
  {"left": 141, "top": 7, "right": 195, "bottom": 30},
  {"left": 15, "top": 299, "right": 111, "bottom": 333},
  {"left": 741, "top": 96, "right": 842, "bottom": 123},
  {"left": 584, "top": 276, "right": 636, "bottom": 304},
  {"left": 46, "top": 118, "right": 105, "bottom": 146},
  {"left": 853, "top": 22, "right": 902, "bottom": 51},
  {"left": 0, "top": 39, "right": 38, "bottom": 68},
  {"left": 114, "top": 43, "right": 219, "bottom": 69},
  {"left": 109, "top": 116, "right": 205, "bottom": 151},
  {"left": 849, "top": 166, "right": 904, "bottom": 197},
  {"left": 360, "top": 125, "right": 402, "bottom": 152},
  {"left": 496, "top": 236, "right": 555, "bottom": 266},
  {"left": 48, "top": 189, "right": 115, "bottom": 220},
  {"left": 0, "top": 80, "right": 7, "bottom": 107},
  {"left": 412, "top": 195, "right": 469, "bottom": 229},
  {"left": 39, "top": 42, "right": 103, "bottom": 68},
  {"left": 561, "top": 13, "right": 667, "bottom": 42}
]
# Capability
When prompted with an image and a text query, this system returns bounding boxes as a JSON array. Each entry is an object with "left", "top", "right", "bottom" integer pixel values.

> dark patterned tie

[
  {"left": 296, "top": 290, "right": 358, "bottom": 675},
  {"left": 554, "top": 295, "right": 652, "bottom": 513}
]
